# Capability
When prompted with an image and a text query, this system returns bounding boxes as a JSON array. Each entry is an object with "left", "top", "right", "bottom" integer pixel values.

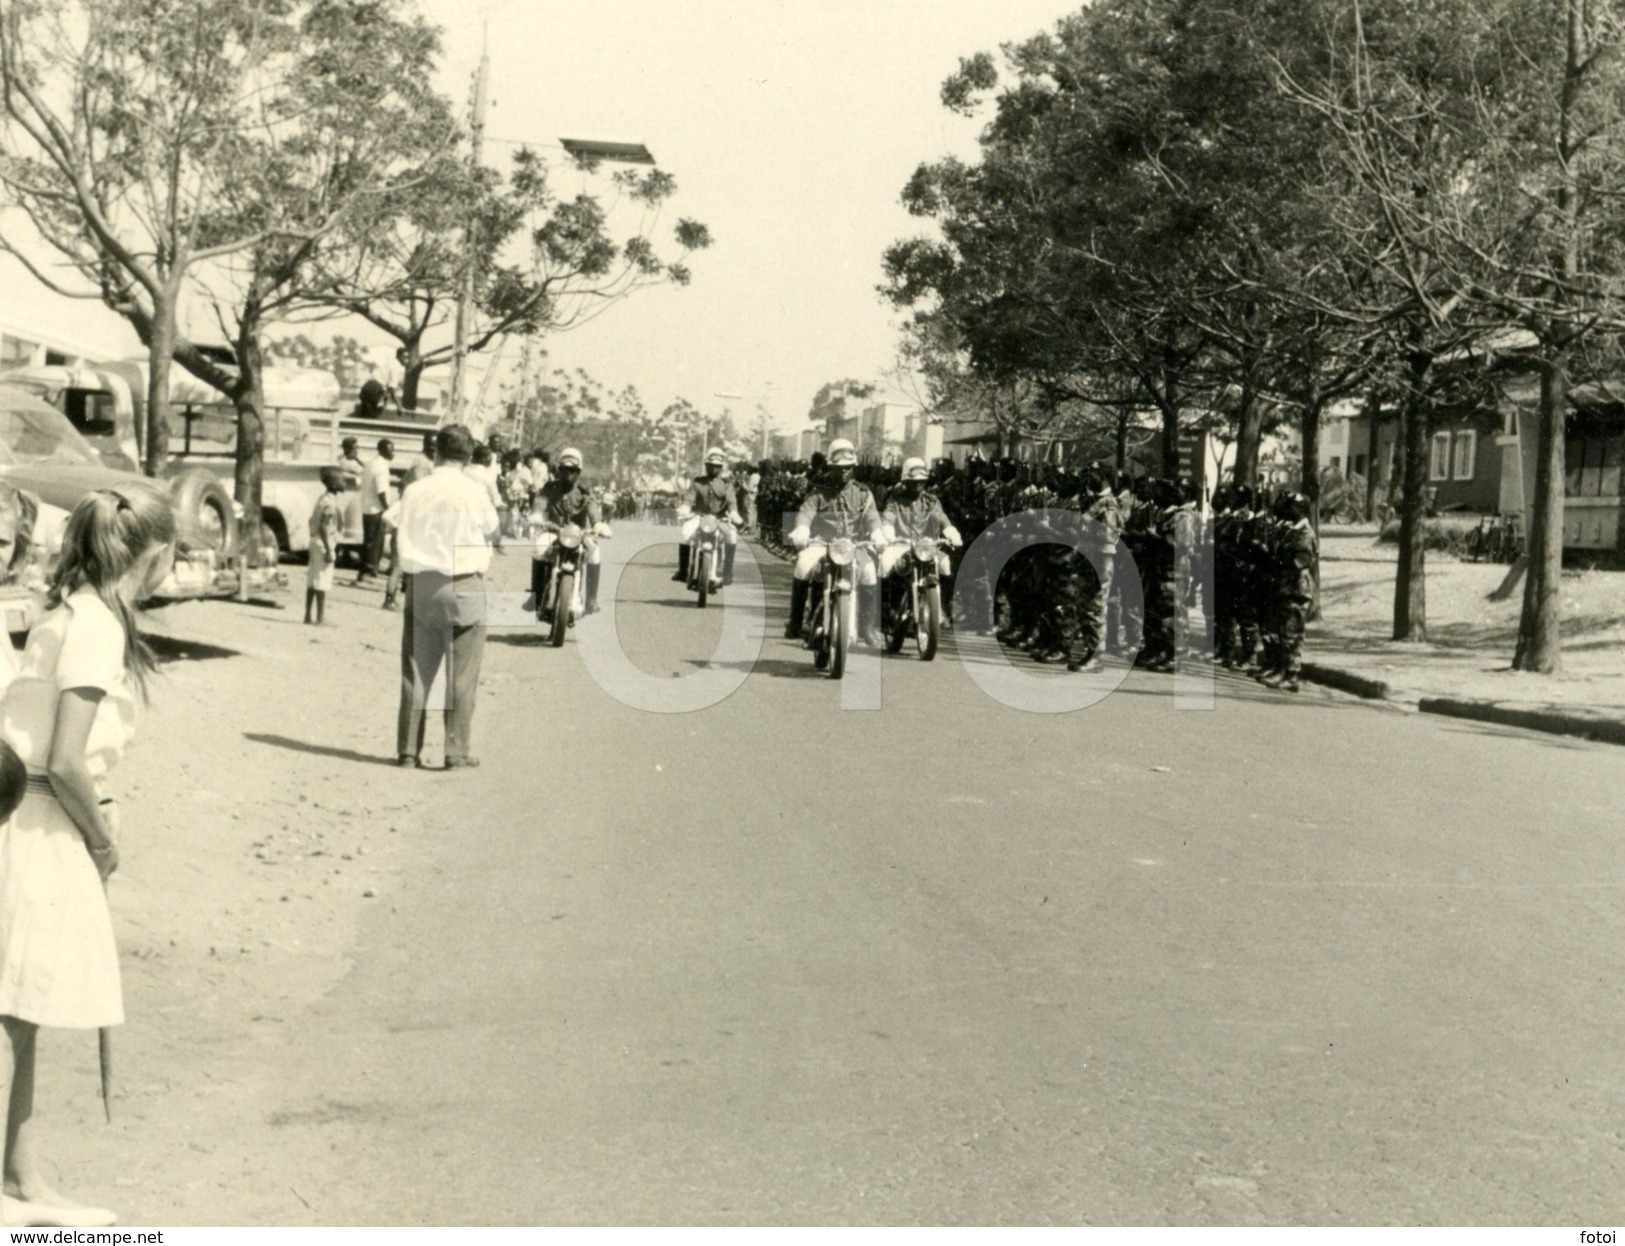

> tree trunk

[
  {"left": 1513, "top": 350, "right": 1567, "bottom": 673},
  {"left": 1160, "top": 401, "right": 1180, "bottom": 479},
  {"left": 1363, "top": 389, "right": 1385, "bottom": 520},
  {"left": 1115, "top": 408, "right": 1129, "bottom": 471},
  {"left": 1232, "top": 386, "right": 1263, "bottom": 488},
  {"left": 143, "top": 300, "right": 177, "bottom": 477},
  {"left": 232, "top": 313, "right": 267, "bottom": 567},
  {"left": 1301, "top": 394, "right": 1324, "bottom": 621},
  {"left": 1393, "top": 349, "right": 1431, "bottom": 641}
]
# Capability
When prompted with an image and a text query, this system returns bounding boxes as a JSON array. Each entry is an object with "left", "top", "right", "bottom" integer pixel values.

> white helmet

[
  {"left": 704, "top": 448, "right": 726, "bottom": 466},
  {"left": 828, "top": 438, "right": 857, "bottom": 466},
  {"left": 900, "top": 457, "right": 928, "bottom": 481},
  {"left": 558, "top": 447, "right": 583, "bottom": 468}
]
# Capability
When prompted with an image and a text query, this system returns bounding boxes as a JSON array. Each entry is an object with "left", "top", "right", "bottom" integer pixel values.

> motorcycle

[
  {"left": 686, "top": 515, "right": 733, "bottom": 609},
  {"left": 883, "top": 537, "right": 948, "bottom": 661},
  {"left": 530, "top": 521, "right": 611, "bottom": 647},
  {"left": 799, "top": 536, "right": 878, "bottom": 680}
]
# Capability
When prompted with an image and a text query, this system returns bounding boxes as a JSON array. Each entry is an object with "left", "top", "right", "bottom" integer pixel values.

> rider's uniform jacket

[
  {"left": 794, "top": 476, "right": 882, "bottom": 542},
  {"left": 882, "top": 490, "right": 958, "bottom": 542},
  {"left": 684, "top": 474, "right": 739, "bottom": 519},
  {"left": 537, "top": 478, "right": 601, "bottom": 529}
]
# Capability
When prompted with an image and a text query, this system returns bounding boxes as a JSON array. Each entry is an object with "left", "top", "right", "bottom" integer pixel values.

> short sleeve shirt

[
  {"left": 0, "top": 588, "right": 135, "bottom": 779},
  {"left": 362, "top": 456, "right": 394, "bottom": 515}
]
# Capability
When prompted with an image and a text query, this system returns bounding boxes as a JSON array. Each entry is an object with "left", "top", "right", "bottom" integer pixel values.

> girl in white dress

[{"left": 0, "top": 488, "right": 175, "bottom": 1229}]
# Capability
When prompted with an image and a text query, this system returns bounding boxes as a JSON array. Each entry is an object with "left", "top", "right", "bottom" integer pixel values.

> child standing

[
  {"left": 306, "top": 467, "right": 344, "bottom": 625},
  {"left": 0, "top": 486, "right": 176, "bottom": 1228}
]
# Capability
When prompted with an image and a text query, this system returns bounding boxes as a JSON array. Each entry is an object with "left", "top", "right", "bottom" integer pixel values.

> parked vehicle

[
  {"left": 0, "top": 384, "right": 273, "bottom": 626},
  {"left": 2, "top": 358, "right": 443, "bottom": 559}
]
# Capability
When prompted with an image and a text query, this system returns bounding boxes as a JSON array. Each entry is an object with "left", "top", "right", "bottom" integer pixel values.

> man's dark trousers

[
  {"left": 397, "top": 570, "right": 487, "bottom": 763},
  {"left": 361, "top": 512, "right": 385, "bottom": 579}
]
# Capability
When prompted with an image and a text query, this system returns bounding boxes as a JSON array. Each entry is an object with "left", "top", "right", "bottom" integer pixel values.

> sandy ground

[{"left": 1310, "top": 526, "right": 1625, "bottom": 714}]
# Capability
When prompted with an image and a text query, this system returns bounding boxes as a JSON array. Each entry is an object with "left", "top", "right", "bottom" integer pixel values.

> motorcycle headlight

[
  {"left": 828, "top": 538, "right": 855, "bottom": 567},
  {"left": 699, "top": 515, "right": 718, "bottom": 535},
  {"left": 914, "top": 539, "right": 938, "bottom": 561},
  {"left": 559, "top": 524, "right": 584, "bottom": 550}
]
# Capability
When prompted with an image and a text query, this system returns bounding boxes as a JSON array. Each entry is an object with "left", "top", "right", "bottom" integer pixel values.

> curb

[
  {"left": 1418, "top": 697, "right": 1625, "bottom": 747},
  {"left": 1300, "top": 663, "right": 1392, "bottom": 700}
]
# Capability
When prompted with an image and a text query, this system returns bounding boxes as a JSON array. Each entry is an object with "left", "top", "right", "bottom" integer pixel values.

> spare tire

[{"left": 168, "top": 471, "right": 240, "bottom": 561}]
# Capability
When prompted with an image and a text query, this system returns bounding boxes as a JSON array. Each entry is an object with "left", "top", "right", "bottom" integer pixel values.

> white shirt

[
  {"left": 362, "top": 455, "right": 394, "bottom": 515},
  {"left": 465, "top": 462, "right": 503, "bottom": 512},
  {"left": 388, "top": 463, "right": 499, "bottom": 577}
]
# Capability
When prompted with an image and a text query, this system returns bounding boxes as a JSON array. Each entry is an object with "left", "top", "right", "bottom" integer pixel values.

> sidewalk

[{"left": 1304, "top": 526, "right": 1625, "bottom": 743}]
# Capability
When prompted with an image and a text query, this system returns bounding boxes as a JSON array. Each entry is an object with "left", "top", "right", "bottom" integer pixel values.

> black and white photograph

[{"left": 0, "top": 0, "right": 1620, "bottom": 1231}]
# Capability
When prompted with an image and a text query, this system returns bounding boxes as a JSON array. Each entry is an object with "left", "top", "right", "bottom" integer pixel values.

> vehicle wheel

[
  {"left": 696, "top": 549, "right": 712, "bottom": 608},
  {"left": 550, "top": 572, "right": 573, "bottom": 647},
  {"left": 885, "top": 612, "right": 906, "bottom": 654},
  {"left": 918, "top": 583, "right": 941, "bottom": 661},
  {"left": 169, "top": 472, "right": 240, "bottom": 560},
  {"left": 830, "top": 591, "right": 850, "bottom": 680}
]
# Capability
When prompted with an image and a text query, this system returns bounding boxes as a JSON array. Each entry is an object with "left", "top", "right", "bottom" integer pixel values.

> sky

[{"left": 411, "top": 0, "right": 1084, "bottom": 433}]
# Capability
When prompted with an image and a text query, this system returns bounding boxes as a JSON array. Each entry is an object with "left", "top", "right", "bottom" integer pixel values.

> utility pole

[{"left": 449, "top": 41, "right": 490, "bottom": 421}]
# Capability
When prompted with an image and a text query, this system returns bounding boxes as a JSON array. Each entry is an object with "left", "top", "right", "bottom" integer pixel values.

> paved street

[{"left": 236, "top": 526, "right": 1625, "bottom": 1225}]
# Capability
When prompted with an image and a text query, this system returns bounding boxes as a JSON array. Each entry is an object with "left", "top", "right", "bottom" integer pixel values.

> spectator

[
  {"left": 0, "top": 487, "right": 177, "bottom": 1230},
  {"left": 353, "top": 438, "right": 394, "bottom": 586},
  {"left": 306, "top": 467, "right": 345, "bottom": 624},
  {"left": 390, "top": 426, "right": 499, "bottom": 770}
]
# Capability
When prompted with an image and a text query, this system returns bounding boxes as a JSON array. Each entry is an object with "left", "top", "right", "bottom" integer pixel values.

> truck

[{"left": 1, "top": 358, "right": 442, "bottom": 560}]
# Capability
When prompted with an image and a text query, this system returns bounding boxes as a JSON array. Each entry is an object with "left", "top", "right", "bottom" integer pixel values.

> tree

[
  {"left": 0, "top": 0, "right": 309, "bottom": 473},
  {"left": 172, "top": 0, "right": 455, "bottom": 548},
  {"left": 299, "top": 142, "right": 712, "bottom": 410}
]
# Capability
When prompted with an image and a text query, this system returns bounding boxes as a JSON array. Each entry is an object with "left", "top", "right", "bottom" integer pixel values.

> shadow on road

[
  {"left": 488, "top": 632, "right": 565, "bottom": 648},
  {"left": 243, "top": 731, "right": 400, "bottom": 767},
  {"left": 150, "top": 634, "right": 242, "bottom": 662},
  {"left": 682, "top": 656, "right": 827, "bottom": 680}
]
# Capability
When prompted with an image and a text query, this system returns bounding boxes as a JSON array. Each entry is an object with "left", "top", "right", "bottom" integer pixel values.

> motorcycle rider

[
  {"left": 877, "top": 457, "right": 962, "bottom": 624},
  {"left": 530, "top": 447, "right": 604, "bottom": 619},
  {"left": 785, "top": 438, "right": 884, "bottom": 645},
  {"left": 673, "top": 448, "right": 743, "bottom": 589}
]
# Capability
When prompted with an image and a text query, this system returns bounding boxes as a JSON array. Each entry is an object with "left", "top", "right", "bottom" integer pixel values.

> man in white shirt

[
  {"left": 389, "top": 425, "right": 499, "bottom": 770},
  {"left": 355, "top": 438, "right": 394, "bottom": 585}
]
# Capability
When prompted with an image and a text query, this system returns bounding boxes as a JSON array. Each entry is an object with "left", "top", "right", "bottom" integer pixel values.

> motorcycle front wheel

[
  {"left": 550, "top": 571, "right": 574, "bottom": 647},
  {"left": 830, "top": 589, "right": 851, "bottom": 680},
  {"left": 918, "top": 581, "right": 941, "bottom": 661},
  {"left": 696, "top": 548, "right": 712, "bottom": 609}
]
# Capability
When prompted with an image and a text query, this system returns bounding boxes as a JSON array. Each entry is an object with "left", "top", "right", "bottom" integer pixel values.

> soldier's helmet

[
  {"left": 900, "top": 457, "right": 928, "bottom": 481},
  {"left": 828, "top": 439, "right": 857, "bottom": 466},
  {"left": 704, "top": 448, "right": 726, "bottom": 466},
  {"left": 558, "top": 447, "right": 583, "bottom": 469}
]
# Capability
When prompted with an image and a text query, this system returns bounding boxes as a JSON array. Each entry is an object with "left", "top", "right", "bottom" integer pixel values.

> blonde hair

[{"left": 47, "top": 488, "right": 177, "bottom": 699}]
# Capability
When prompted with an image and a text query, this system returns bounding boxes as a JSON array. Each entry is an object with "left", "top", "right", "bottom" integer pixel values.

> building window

[
  {"left": 0, "top": 335, "right": 38, "bottom": 368},
  {"left": 1353, "top": 453, "right": 1368, "bottom": 478},
  {"left": 1429, "top": 432, "right": 1453, "bottom": 482},
  {"left": 1452, "top": 430, "right": 1476, "bottom": 481}
]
